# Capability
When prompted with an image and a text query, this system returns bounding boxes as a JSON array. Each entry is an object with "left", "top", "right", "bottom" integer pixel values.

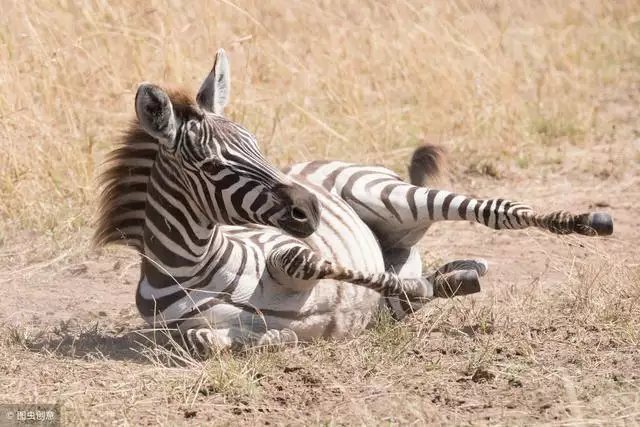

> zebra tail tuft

[{"left": 408, "top": 144, "right": 446, "bottom": 186}]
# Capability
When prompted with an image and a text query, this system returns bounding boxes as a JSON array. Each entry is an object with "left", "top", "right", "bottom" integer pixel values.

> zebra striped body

[
  {"left": 137, "top": 172, "right": 389, "bottom": 342},
  {"left": 95, "top": 49, "right": 614, "bottom": 355}
]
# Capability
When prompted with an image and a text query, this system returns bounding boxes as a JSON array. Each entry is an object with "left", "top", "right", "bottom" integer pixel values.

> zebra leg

[
  {"left": 267, "top": 244, "right": 482, "bottom": 300},
  {"left": 328, "top": 172, "right": 613, "bottom": 248},
  {"left": 381, "top": 247, "right": 425, "bottom": 319},
  {"left": 184, "top": 327, "right": 298, "bottom": 358},
  {"left": 430, "top": 258, "right": 488, "bottom": 297},
  {"left": 383, "top": 248, "right": 489, "bottom": 319},
  {"left": 184, "top": 327, "right": 234, "bottom": 358},
  {"left": 384, "top": 247, "right": 488, "bottom": 281},
  {"left": 256, "top": 328, "right": 299, "bottom": 348}
]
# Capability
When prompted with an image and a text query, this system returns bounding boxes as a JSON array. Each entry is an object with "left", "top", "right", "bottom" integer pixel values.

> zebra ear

[
  {"left": 135, "top": 83, "right": 177, "bottom": 148},
  {"left": 196, "top": 48, "right": 230, "bottom": 116}
]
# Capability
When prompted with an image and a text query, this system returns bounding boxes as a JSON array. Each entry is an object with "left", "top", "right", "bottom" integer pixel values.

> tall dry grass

[{"left": 0, "top": 0, "right": 638, "bottom": 245}]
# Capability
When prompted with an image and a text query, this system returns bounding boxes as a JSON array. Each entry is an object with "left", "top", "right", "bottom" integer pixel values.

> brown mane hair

[{"left": 93, "top": 87, "right": 200, "bottom": 250}]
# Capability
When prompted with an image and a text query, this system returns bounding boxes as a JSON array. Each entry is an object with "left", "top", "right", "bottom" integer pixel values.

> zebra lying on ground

[{"left": 94, "top": 49, "right": 613, "bottom": 356}]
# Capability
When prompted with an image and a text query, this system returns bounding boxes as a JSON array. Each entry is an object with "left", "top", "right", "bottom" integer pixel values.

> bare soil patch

[{"left": 1, "top": 174, "right": 638, "bottom": 425}]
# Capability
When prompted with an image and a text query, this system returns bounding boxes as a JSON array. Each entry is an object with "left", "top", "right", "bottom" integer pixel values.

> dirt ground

[{"left": 1, "top": 172, "right": 638, "bottom": 426}]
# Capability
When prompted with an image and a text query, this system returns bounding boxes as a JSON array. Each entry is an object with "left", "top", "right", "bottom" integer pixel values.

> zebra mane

[{"left": 93, "top": 87, "right": 200, "bottom": 250}]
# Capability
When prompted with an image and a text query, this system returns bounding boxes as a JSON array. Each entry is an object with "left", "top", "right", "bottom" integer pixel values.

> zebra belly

[
  {"left": 298, "top": 180, "right": 386, "bottom": 337},
  {"left": 256, "top": 279, "right": 383, "bottom": 340},
  {"left": 230, "top": 188, "right": 387, "bottom": 339}
]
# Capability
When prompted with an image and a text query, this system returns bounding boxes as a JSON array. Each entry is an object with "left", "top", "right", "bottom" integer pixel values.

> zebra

[{"left": 94, "top": 49, "right": 613, "bottom": 356}]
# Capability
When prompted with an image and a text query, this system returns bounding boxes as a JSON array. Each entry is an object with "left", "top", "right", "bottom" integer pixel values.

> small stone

[
  {"left": 508, "top": 378, "right": 523, "bottom": 388},
  {"left": 472, "top": 367, "right": 495, "bottom": 383}
]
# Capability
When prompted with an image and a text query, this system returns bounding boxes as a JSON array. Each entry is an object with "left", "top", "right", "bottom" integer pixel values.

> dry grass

[
  {"left": 1, "top": 0, "right": 638, "bottom": 244},
  {"left": 0, "top": 0, "right": 639, "bottom": 425},
  {"left": 1, "top": 255, "right": 638, "bottom": 425}
]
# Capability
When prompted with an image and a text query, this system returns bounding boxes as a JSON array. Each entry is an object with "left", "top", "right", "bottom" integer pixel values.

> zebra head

[{"left": 133, "top": 49, "right": 320, "bottom": 238}]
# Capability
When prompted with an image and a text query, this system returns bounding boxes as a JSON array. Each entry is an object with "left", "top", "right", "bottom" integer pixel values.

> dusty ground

[
  {"left": 1, "top": 1, "right": 639, "bottom": 425},
  {"left": 1, "top": 173, "right": 638, "bottom": 426}
]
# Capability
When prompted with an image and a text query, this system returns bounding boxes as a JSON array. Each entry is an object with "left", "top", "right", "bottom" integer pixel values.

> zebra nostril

[{"left": 290, "top": 207, "right": 308, "bottom": 222}]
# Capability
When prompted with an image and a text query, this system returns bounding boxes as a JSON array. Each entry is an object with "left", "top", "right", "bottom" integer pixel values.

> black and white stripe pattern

[{"left": 95, "top": 49, "right": 614, "bottom": 356}]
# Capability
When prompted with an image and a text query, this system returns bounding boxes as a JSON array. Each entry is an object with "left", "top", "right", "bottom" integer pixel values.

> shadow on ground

[{"left": 0, "top": 319, "right": 184, "bottom": 363}]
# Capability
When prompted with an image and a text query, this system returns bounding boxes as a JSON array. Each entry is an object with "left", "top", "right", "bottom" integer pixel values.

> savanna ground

[{"left": 1, "top": 0, "right": 639, "bottom": 425}]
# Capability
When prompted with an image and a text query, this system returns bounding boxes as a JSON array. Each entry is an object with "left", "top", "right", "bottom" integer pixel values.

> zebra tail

[{"left": 407, "top": 144, "right": 445, "bottom": 187}]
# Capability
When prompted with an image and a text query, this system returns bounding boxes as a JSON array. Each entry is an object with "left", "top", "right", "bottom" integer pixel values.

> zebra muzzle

[{"left": 273, "top": 183, "right": 321, "bottom": 238}]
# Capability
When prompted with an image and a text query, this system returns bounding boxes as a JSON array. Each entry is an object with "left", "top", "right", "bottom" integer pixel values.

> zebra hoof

[
  {"left": 587, "top": 212, "right": 613, "bottom": 236},
  {"left": 433, "top": 269, "right": 481, "bottom": 298},
  {"left": 437, "top": 259, "right": 489, "bottom": 277},
  {"left": 475, "top": 259, "right": 489, "bottom": 277},
  {"left": 575, "top": 212, "right": 613, "bottom": 236},
  {"left": 257, "top": 328, "right": 299, "bottom": 348}
]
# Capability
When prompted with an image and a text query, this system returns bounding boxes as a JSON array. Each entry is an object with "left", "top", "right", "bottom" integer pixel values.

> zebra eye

[{"left": 201, "top": 158, "right": 223, "bottom": 175}]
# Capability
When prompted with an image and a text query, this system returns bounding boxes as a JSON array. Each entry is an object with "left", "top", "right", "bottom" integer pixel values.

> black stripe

[
  {"left": 512, "top": 206, "right": 526, "bottom": 226},
  {"left": 191, "top": 242, "right": 234, "bottom": 289},
  {"left": 223, "top": 244, "right": 248, "bottom": 296},
  {"left": 363, "top": 176, "right": 393, "bottom": 192},
  {"left": 179, "top": 298, "right": 224, "bottom": 321},
  {"left": 380, "top": 182, "right": 405, "bottom": 223},
  {"left": 426, "top": 190, "right": 437, "bottom": 220},
  {"left": 295, "top": 161, "right": 327, "bottom": 178},
  {"left": 406, "top": 186, "right": 418, "bottom": 221},
  {"left": 142, "top": 226, "right": 198, "bottom": 269},
  {"left": 136, "top": 285, "right": 189, "bottom": 317},
  {"left": 474, "top": 200, "right": 482, "bottom": 223},
  {"left": 230, "top": 180, "right": 261, "bottom": 221},
  {"left": 249, "top": 192, "right": 268, "bottom": 212},
  {"left": 213, "top": 171, "right": 241, "bottom": 190},
  {"left": 441, "top": 193, "right": 456, "bottom": 220},
  {"left": 147, "top": 184, "right": 210, "bottom": 248},
  {"left": 304, "top": 181, "right": 358, "bottom": 265},
  {"left": 483, "top": 200, "right": 492, "bottom": 226},
  {"left": 503, "top": 202, "right": 514, "bottom": 228},
  {"left": 183, "top": 170, "right": 216, "bottom": 218},
  {"left": 341, "top": 170, "right": 388, "bottom": 222},
  {"left": 458, "top": 198, "right": 470, "bottom": 220},
  {"left": 286, "top": 249, "right": 305, "bottom": 276},
  {"left": 212, "top": 174, "right": 241, "bottom": 224},
  {"left": 320, "top": 165, "right": 346, "bottom": 190},
  {"left": 260, "top": 204, "right": 283, "bottom": 223},
  {"left": 493, "top": 199, "right": 504, "bottom": 229}
]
